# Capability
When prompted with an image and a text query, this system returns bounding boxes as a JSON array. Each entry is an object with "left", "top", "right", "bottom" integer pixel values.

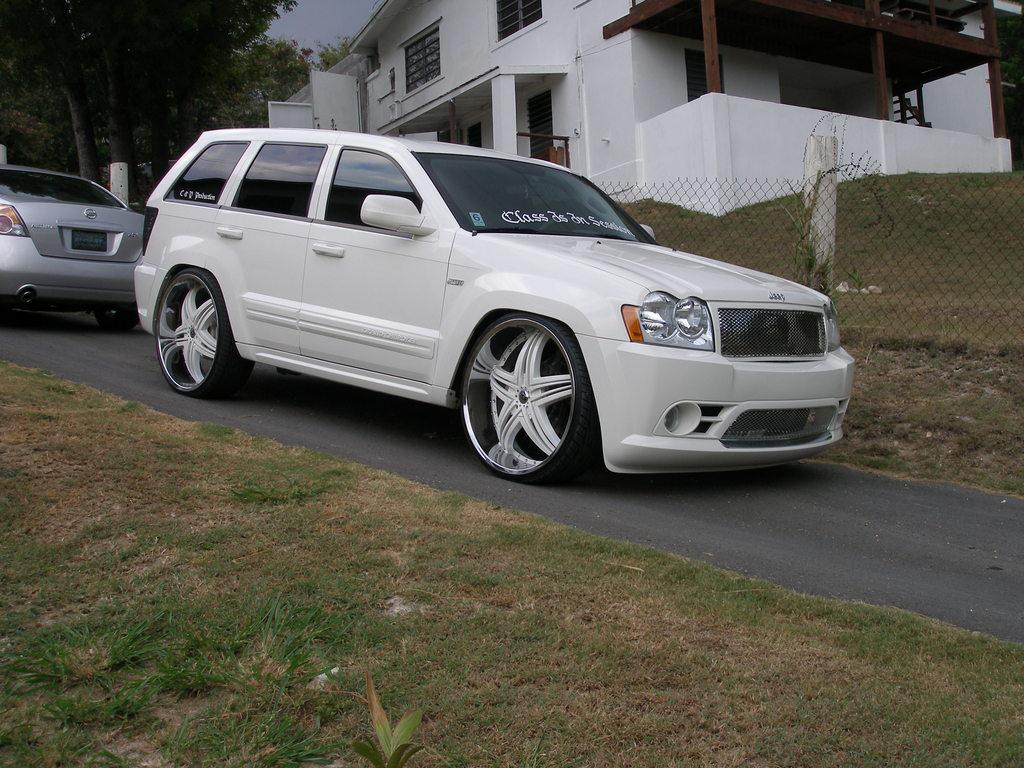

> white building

[{"left": 275, "top": 0, "right": 1018, "bottom": 188}]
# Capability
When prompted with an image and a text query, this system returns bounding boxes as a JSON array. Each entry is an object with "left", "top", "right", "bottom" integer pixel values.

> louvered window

[
  {"left": 527, "top": 90, "right": 553, "bottom": 156},
  {"left": 685, "top": 48, "right": 723, "bottom": 102},
  {"left": 405, "top": 27, "right": 440, "bottom": 93},
  {"left": 497, "top": 0, "right": 542, "bottom": 41}
]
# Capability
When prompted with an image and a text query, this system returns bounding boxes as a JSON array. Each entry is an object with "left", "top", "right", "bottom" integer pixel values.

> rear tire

[
  {"left": 459, "top": 313, "right": 601, "bottom": 484},
  {"left": 94, "top": 306, "right": 139, "bottom": 331},
  {"left": 154, "top": 268, "right": 253, "bottom": 399}
]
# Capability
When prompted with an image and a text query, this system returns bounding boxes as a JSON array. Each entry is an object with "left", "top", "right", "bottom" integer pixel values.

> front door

[{"left": 299, "top": 148, "right": 450, "bottom": 383}]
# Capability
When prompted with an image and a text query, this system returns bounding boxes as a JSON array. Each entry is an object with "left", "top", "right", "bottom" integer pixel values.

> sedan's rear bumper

[
  {"left": 0, "top": 237, "right": 137, "bottom": 307},
  {"left": 579, "top": 335, "right": 855, "bottom": 473}
]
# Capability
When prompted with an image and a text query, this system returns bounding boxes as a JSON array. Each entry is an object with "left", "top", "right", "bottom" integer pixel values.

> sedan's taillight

[
  {"left": 0, "top": 204, "right": 28, "bottom": 236},
  {"left": 142, "top": 206, "right": 159, "bottom": 253}
]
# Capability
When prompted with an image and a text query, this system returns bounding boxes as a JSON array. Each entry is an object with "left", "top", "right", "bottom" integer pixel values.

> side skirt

[{"left": 235, "top": 343, "right": 458, "bottom": 409}]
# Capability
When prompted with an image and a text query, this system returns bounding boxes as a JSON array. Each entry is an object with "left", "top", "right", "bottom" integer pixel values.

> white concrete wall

[{"left": 638, "top": 93, "right": 1012, "bottom": 213}]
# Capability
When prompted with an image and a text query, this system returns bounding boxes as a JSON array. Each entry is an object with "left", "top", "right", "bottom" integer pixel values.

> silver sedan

[{"left": 0, "top": 164, "right": 143, "bottom": 329}]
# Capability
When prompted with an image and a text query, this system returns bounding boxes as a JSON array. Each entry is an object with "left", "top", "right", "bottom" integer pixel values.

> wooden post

[
  {"left": 928, "top": 0, "right": 937, "bottom": 25},
  {"left": 867, "top": 0, "right": 889, "bottom": 121},
  {"left": 915, "top": 85, "right": 926, "bottom": 125},
  {"left": 700, "top": 0, "right": 722, "bottom": 94},
  {"left": 870, "top": 32, "right": 889, "bottom": 121},
  {"left": 982, "top": 0, "right": 1007, "bottom": 139}
]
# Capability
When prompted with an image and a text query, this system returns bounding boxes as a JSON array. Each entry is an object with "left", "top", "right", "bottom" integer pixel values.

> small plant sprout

[{"left": 351, "top": 671, "right": 424, "bottom": 768}]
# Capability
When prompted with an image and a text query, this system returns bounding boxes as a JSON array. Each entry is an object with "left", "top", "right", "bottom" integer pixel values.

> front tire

[
  {"left": 154, "top": 268, "right": 253, "bottom": 398},
  {"left": 460, "top": 313, "right": 601, "bottom": 484}
]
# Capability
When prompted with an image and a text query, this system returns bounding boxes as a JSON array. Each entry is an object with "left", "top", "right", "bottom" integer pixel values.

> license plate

[{"left": 71, "top": 230, "right": 107, "bottom": 252}]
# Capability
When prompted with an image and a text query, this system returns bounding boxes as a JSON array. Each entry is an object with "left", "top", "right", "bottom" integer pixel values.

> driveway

[{"left": 2, "top": 310, "right": 1022, "bottom": 642}]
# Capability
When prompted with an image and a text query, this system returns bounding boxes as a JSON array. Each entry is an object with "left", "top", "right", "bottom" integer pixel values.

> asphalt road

[{"left": 2, "top": 310, "right": 1022, "bottom": 642}]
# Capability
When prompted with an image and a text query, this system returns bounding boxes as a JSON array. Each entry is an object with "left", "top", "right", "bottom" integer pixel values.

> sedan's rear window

[{"left": 0, "top": 169, "right": 124, "bottom": 208}]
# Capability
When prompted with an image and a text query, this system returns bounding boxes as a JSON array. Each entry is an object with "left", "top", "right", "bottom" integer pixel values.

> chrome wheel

[
  {"left": 463, "top": 320, "right": 575, "bottom": 475},
  {"left": 157, "top": 274, "right": 219, "bottom": 391}
]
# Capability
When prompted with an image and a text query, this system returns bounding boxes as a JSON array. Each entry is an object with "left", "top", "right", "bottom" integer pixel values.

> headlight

[
  {"left": 623, "top": 291, "right": 714, "bottom": 351},
  {"left": 823, "top": 300, "right": 841, "bottom": 351}
]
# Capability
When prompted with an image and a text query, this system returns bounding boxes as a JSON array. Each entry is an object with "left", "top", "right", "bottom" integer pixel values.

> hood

[{"left": 479, "top": 234, "right": 826, "bottom": 307}]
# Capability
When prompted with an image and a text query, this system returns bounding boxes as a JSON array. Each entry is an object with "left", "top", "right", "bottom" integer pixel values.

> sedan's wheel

[
  {"left": 94, "top": 306, "right": 139, "bottom": 331},
  {"left": 461, "top": 314, "right": 600, "bottom": 484},
  {"left": 155, "top": 268, "right": 253, "bottom": 398}
]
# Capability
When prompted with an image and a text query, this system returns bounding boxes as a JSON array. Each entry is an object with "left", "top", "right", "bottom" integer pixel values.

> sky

[{"left": 268, "top": 0, "right": 379, "bottom": 51}]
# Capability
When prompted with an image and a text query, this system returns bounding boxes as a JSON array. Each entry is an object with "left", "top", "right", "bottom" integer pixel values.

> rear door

[
  {"left": 216, "top": 142, "right": 328, "bottom": 355},
  {"left": 0, "top": 169, "right": 142, "bottom": 264}
]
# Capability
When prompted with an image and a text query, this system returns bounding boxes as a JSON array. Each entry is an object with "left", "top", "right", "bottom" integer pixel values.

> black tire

[
  {"left": 94, "top": 306, "right": 140, "bottom": 331},
  {"left": 154, "top": 267, "right": 253, "bottom": 399},
  {"left": 459, "top": 312, "right": 601, "bottom": 484}
]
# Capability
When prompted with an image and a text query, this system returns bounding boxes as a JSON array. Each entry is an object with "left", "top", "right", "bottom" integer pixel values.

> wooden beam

[
  {"left": 981, "top": 0, "right": 1007, "bottom": 139},
  {"left": 603, "top": 0, "right": 687, "bottom": 39},
  {"left": 929, "top": 0, "right": 937, "bottom": 26},
  {"left": 448, "top": 101, "right": 458, "bottom": 144},
  {"left": 871, "top": 30, "right": 890, "bottom": 121},
  {"left": 700, "top": 0, "right": 722, "bottom": 93}
]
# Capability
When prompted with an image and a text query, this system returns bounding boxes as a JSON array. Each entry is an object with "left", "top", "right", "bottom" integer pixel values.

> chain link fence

[{"left": 604, "top": 172, "right": 1024, "bottom": 349}]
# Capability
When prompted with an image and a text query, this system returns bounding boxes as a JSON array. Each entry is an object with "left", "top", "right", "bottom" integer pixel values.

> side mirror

[
  {"left": 640, "top": 224, "right": 656, "bottom": 241},
  {"left": 360, "top": 194, "right": 437, "bottom": 237}
]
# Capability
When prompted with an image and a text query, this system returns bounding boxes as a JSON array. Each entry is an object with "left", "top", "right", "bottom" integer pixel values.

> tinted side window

[
  {"left": 168, "top": 142, "right": 247, "bottom": 204},
  {"left": 325, "top": 150, "right": 420, "bottom": 226},
  {"left": 234, "top": 143, "right": 327, "bottom": 217}
]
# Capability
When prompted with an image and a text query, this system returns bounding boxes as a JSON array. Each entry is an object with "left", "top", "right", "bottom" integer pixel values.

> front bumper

[
  {"left": 578, "top": 335, "right": 855, "bottom": 473},
  {"left": 0, "top": 236, "right": 137, "bottom": 308}
]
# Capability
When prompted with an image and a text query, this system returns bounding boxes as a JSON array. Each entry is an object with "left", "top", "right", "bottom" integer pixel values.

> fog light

[{"left": 662, "top": 402, "right": 702, "bottom": 436}]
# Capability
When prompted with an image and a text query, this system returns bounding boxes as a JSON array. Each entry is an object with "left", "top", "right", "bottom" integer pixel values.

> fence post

[
  {"left": 0, "top": 144, "right": 7, "bottom": 165},
  {"left": 803, "top": 135, "right": 838, "bottom": 292},
  {"left": 109, "top": 162, "right": 129, "bottom": 204}
]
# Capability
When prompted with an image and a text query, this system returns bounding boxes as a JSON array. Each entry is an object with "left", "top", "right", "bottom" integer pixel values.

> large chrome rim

[
  {"left": 157, "top": 274, "right": 218, "bottom": 391},
  {"left": 463, "top": 320, "right": 575, "bottom": 475}
]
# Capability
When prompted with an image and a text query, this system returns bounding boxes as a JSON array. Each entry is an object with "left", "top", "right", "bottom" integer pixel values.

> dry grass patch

[
  {"left": 1, "top": 361, "right": 1023, "bottom": 767},
  {"left": 832, "top": 339, "right": 1024, "bottom": 496}
]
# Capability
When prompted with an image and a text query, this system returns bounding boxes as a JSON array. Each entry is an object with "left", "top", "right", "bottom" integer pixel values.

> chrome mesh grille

[
  {"left": 718, "top": 308, "right": 826, "bottom": 358},
  {"left": 722, "top": 406, "right": 836, "bottom": 447}
]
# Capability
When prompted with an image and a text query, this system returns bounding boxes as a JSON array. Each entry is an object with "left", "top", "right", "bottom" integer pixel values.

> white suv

[{"left": 137, "top": 129, "right": 854, "bottom": 483}]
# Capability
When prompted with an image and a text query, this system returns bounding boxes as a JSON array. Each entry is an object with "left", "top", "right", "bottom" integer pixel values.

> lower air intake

[{"left": 722, "top": 406, "right": 836, "bottom": 447}]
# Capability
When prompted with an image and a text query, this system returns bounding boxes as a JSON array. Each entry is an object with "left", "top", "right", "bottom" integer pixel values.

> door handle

[
  {"left": 216, "top": 226, "right": 244, "bottom": 240},
  {"left": 312, "top": 243, "right": 346, "bottom": 258}
]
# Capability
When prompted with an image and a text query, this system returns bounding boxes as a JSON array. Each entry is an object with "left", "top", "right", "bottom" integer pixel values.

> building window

[
  {"left": 235, "top": 143, "right": 327, "bottom": 217},
  {"left": 405, "top": 27, "right": 440, "bottom": 93},
  {"left": 527, "top": 90, "right": 553, "bottom": 157},
  {"left": 497, "top": 0, "right": 542, "bottom": 41},
  {"left": 685, "top": 48, "right": 723, "bottom": 102},
  {"left": 325, "top": 150, "right": 420, "bottom": 227}
]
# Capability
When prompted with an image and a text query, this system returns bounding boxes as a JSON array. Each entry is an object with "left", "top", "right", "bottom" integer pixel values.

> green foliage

[
  {"left": 1000, "top": 16, "right": 1023, "bottom": 167},
  {"left": 351, "top": 672, "right": 424, "bottom": 768}
]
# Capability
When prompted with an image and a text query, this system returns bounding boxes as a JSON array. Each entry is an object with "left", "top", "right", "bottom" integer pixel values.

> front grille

[
  {"left": 722, "top": 406, "right": 836, "bottom": 447},
  {"left": 718, "top": 308, "right": 826, "bottom": 358}
]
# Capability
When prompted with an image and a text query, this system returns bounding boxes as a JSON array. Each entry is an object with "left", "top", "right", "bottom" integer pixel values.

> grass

[
  {"left": 2, "top": 361, "right": 1024, "bottom": 767},
  {"left": 623, "top": 172, "right": 1024, "bottom": 347},
  {"left": 834, "top": 339, "right": 1024, "bottom": 497}
]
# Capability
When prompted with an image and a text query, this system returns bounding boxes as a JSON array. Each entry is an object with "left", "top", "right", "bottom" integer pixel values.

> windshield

[
  {"left": 415, "top": 152, "right": 651, "bottom": 242},
  {"left": 0, "top": 169, "right": 125, "bottom": 208}
]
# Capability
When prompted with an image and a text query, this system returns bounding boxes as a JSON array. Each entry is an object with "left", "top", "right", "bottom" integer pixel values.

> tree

[
  {"left": 999, "top": 15, "right": 1023, "bottom": 168},
  {"left": 0, "top": 0, "right": 295, "bottom": 194}
]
